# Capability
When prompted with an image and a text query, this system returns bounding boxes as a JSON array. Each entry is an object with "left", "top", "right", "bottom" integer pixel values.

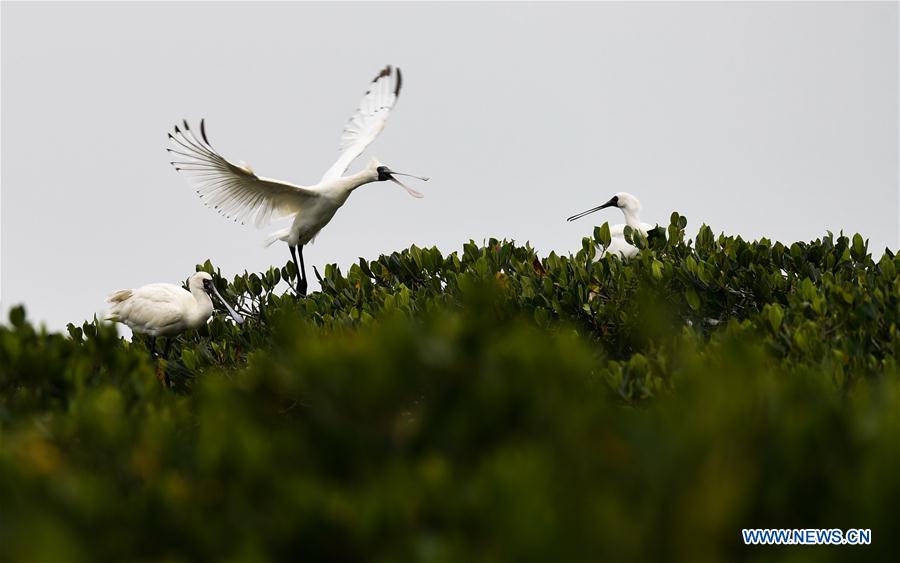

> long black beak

[
  {"left": 566, "top": 197, "right": 618, "bottom": 222},
  {"left": 209, "top": 283, "right": 244, "bottom": 324},
  {"left": 388, "top": 170, "right": 428, "bottom": 198}
]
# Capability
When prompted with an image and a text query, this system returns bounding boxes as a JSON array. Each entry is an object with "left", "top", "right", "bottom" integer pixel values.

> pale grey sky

[{"left": 2, "top": 1, "right": 898, "bottom": 331}]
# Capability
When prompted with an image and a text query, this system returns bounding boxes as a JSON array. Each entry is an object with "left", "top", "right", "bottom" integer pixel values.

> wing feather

[
  {"left": 169, "top": 120, "right": 319, "bottom": 227},
  {"left": 320, "top": 65, "right": 402, "bottom": 182}
]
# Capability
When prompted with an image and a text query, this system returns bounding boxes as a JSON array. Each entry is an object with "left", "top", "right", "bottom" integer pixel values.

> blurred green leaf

[
  {"left": 1, "top": 219, "right": 898, "bottom": 563},
  {"left": 685, "top": 287, "right": 700, "bottom": 311}
]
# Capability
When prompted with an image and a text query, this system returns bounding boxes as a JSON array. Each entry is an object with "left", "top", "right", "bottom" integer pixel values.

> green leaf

[
  {"left": 669, "top": 212, "right": 680, "bottom": 228},
  {"left": 685, "top": 256, "right": 698, "bottom": 274},
  {"left": 623, "top": 225, "right": 634, "bottom": 246},
  {"left": 359, "top": 258, "right": 374, "bottom": 278},
  {"left": 9, "top": 305, "right": 27, "bottom": 328},
  {"left": 249, "top": 274, "right": 263, "bottom": 296},
  {"left": 233, "top": 275, "right": 247, "bottom": 295},
  {"left": 685, "top": 288, "right": 700, "bottom": 311},
  {"left": 879, "top": 255, "right": 896, "bottom": 278},
  {"left": 851, "top": 233, "right": 867, "bottom": 261},
  {"left": 182, "top": 348, "right": 198, "bottom": 370},
  {"left": 593, "top": 223, "right": 611, "bottom": 248},
  {"left": 696, "top": 225, "right": 714, "bottom": 250},
  {"left": 697, "top": 263, "right": 712, "bottom": 285},
  {"left": 66, "top": 323, "right": 83, "bottom": 341},
  {"left": 766, "top": 303, "right": 784, "bottom": 332},
  {"left": 792, "top": 329, "right": 808, "bottom": 351}
]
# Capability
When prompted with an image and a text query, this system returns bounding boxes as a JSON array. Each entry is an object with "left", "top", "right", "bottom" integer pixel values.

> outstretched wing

[
  {"left": 168, "top": 120, "right": 319, "bottom": 227},
  {"left": 320, "top": 65, "right": 402, "bottom": 182}
]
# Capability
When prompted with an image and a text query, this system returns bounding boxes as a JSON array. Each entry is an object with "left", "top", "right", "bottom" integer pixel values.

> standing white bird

[
  {"left": 105, "top": 272, "right": 244, "bottom": 384},
  {"left": 567, "top": 192, "right": 655, "bottom": 258},
  {"left": 167, "top": 65, "right": 428, "bottom": 296}
]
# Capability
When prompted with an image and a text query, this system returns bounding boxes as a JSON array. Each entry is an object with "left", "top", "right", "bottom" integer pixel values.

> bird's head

[
  {"left": 367, "top": 157, "right": 429, "bottom": 198},
  {"left": 613, "top": 192, "right": 642, "bottom": 214},
  {"left": 188, "top": 271, "right": 214, "bottom": 292},
  {"left": 189, "top": 272, "right": 244, "bottom": 325},
  {"left": 567, "top": 192, "right": 642, "bottom": 222}
]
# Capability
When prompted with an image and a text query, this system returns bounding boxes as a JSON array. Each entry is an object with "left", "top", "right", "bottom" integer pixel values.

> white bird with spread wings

[{"left": 168, "top": 65, "right": 428, "bottom": 296}]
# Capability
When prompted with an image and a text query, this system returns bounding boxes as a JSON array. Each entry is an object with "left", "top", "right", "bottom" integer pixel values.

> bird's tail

[
  {"left": 103, "top": 289, "right": 132, "bottom": 321},
  {"left": 263, "top": 227, "right": 292, "bottom": 248},
  {"left": 106, "top": 289, "right": 132, "bottom": 304}
]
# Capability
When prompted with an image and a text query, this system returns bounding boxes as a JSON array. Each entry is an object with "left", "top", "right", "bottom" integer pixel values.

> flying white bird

[
  {"left": 105, "top": 272, "right": 244, "bottom": 383},
  {"left": 567, "top": 192, "right": 654, "bottom": 258},
  {"left": 168, "top": 65, "right": 428, "bottom": 296}
]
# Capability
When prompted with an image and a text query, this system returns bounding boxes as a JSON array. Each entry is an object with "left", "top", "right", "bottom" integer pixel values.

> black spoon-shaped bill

[{"left": 208, "top": 283, "right": 244, "bottom": 324}]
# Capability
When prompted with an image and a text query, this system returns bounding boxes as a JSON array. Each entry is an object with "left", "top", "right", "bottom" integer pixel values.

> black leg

[
  {"left": 298, "top": 245, "right": 308, "bottom": 296},
  {"left": 149, "top": 336, "right": 158, "bottom": 359},
  {"left": 161, "top": 338, "right": 173, "bottom": 388},
  {"left": 290, "top": 245, "right": 306, "bottom": 296}
]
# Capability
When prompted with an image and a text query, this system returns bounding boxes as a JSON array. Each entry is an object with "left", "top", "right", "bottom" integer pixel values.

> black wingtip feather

[
  {"left": 183, "top": 119, "right": 190, "bottom": 130},
  {"left": 374, "top": 65, "right": 391, "bottom": 83},
  {"left": 200, "top": 119, "right": 210, "bottom": 145},
  {"left": 395, "top": 67, "right": 402, "bottom": 96}
]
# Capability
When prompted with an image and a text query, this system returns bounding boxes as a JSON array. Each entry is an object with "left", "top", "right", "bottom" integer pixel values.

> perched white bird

[
  {"left": 168, "top": 65, "right": 428, "bottom": 295},
  {"left": 105, "top": 271, "right": 244, "bottom": 360},
  {"left": 567, "top": 192, "right": 654, "bottom": 258}
]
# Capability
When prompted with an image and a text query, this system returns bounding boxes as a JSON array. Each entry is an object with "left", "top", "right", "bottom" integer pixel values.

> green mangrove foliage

[{"left": 1, "top": 213, "right": 898, "bottom": 562}]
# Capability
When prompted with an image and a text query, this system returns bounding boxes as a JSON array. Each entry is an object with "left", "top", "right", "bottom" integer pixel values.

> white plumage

[
  {"left": 168, "top": 65, "right": 428, "bottom": 296},
  {"left": 105, "top": 272, "right": 243, "bottom": 338},
  {"left": 567, "top": 192, "right": 654, "bottom": 258}
]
